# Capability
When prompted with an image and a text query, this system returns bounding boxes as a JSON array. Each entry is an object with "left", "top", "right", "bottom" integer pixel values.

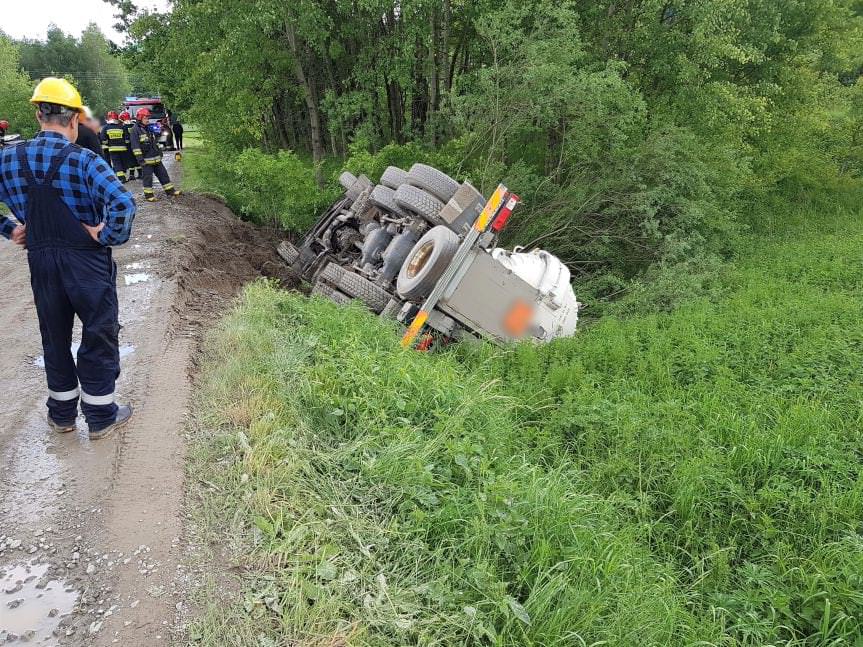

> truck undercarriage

[{"left": 278, "top": 164, "right": 579, "bottom": 346}]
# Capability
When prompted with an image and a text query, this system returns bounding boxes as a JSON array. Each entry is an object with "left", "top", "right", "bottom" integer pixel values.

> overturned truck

[{"left": 278, "top": 163, "right": 579, "bottom": 346}]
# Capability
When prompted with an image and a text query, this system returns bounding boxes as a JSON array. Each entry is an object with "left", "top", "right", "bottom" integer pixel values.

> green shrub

[
  {"left": 182, "top": 145, "right": 339, "bottom": 232},
  {"left": 342, "top": 141, "right": 465, "bottom": 186},
  {"left": 231, "top": 148, "right": 336, "bottom": 230}
]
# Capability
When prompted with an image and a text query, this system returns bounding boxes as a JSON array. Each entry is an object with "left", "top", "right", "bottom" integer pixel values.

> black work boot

[{"left": 89, "top": 404, "right": 133, "bottom": 440}]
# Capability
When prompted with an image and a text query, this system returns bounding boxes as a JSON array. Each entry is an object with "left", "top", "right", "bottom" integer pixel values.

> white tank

[{"left": 491, "top": 247, "right": 580, "bottom": 339}]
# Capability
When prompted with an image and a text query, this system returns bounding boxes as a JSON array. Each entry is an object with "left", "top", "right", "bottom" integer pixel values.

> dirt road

[{"left": 0, "top": 160, "right": 287, "bottom": 645}]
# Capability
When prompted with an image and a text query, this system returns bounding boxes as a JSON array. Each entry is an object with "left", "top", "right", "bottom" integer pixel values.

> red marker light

[{"left": 491, "top": 194, "right": 520, "bottom": 232}]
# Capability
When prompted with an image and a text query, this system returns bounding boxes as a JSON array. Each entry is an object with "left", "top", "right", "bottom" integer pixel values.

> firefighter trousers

[
  {"left": 109, "top": 151, "right": 128, "bottom": 182},
  {"left": 142, "top": 161, "right": 177, "bottom": 197},
  {"left": 124, "top": 152, "right": 140, "bottom": 179}
]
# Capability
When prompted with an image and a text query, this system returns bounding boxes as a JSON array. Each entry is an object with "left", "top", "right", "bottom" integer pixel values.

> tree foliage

[
  {"left": 0, "top": 33, "right": 37, "bottom": 138},
  {"left": 17, "top": 24, "right": 131, "bottom": 118},
  {"left": 117, "top": 0, "right": 863, "bottom": 283}
]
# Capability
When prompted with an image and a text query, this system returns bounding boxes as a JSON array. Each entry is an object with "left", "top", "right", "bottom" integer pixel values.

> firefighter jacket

[
  {"left": 129, "top": 123, "right": 162, "bottom": 165},
  {"left": 100, "top": 121, "right": 128, "bottom": 154}
]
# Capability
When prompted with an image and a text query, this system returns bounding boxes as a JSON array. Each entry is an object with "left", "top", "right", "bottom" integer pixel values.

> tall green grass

[{"left": 191, "top": 207, "right": 863, "bottom": 645}]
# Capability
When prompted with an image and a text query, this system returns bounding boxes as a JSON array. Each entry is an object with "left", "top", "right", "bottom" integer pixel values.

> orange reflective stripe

[{"left": 473, "top": 185, "right": 507, "bottom": 232}]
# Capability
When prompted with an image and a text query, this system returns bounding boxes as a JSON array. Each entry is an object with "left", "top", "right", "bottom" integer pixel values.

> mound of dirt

[{"left": 169, "top": 196, "right": 298, "bottom": 328}]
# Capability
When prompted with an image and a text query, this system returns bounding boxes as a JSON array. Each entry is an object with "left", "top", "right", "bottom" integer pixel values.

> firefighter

[
  {"left": 0, "top": 77, "right": 135, "bottom": 439},
  {"left": 119, "top": 111, "right": 140, "bottom": 181},
  {"left": 130, "top": 108, "right": 181, "bottom": 202},
  {"left": 101, "top": 111, "right": 129, "bottom": 182}
]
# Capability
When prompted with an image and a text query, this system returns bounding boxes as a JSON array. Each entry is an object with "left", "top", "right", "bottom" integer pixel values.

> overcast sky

[{"left": 3, "top": 0, "right": 169, "bottom": 43}]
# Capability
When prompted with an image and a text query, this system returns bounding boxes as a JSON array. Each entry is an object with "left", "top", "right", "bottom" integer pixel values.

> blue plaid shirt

[{"left": 0, "top": 131, "right": 136, "bottom": 246}]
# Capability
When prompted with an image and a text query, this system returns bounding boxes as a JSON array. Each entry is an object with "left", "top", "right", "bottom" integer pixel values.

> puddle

[
  {"left": 0, "top": 560, "right": 78, "bottom": 643},
  {"left": 34, "top": 344, "right": 136, "bottom": 368},
  {"left": 0, "top": 418, "right": 66, "bottom": 521},
  {"left": 124, "top": 262, "right": 149, "bottom": 270},
  {"left": 124, "top": 273, "right": 152, "bottom": 286}
]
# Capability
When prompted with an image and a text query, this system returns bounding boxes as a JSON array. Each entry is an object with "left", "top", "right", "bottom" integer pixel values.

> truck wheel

[
  {"left": 407, "top": 163, "right": 460, "bottom": 203},
  {"left": 337, "top": 271, "right": 392, "bottom": 313},
  {"left": 396, "top": 225, "right": 459, "bottom": 301},
  {"left": 369, "top": 185, "right": 406, "bottom": 216},
  {"left": 277, "top": 241, "right": 300, "bottom": 265},
  {"left": 311, "top": 280, "right": 353, "bottom": 305},
  {"left": 339, "top": 171, "right": 357, "bottom": 191},
  {"left": 380, "top": 298, "right": 403, "bottom": 319},
  {"left": 380, "top": 166, "right": 409, "bottom": 190},
  {"left": 394, "top": 185, "right": 445, "bottom": 225},
  {"left": 346, "top": 174, "right": 372, "bottom": 202},
  {"left": 318, "top": 262, "right": 347, "bottom": 287}
]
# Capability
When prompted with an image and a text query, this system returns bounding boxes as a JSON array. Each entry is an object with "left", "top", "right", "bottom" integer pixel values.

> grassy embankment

[{"left": 186, "top": 194, "right": 863, "bottom": 645}]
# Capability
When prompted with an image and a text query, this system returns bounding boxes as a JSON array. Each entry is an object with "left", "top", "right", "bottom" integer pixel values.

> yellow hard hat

[{"left": 30, "top": 77, "right": 84, "bottom": 112}]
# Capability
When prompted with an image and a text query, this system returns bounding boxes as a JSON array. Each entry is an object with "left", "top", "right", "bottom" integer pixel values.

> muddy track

[{"left": 0, "top": 158, "right": 289, "bottom": 645}]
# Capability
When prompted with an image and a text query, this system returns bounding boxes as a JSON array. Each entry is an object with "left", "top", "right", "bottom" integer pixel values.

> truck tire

[
  {"left": 339, "top": 171, "right": 358, "bottom": 191},
  {"left": 394, "top": 185, "right": 445, "bottom": 225},
  {"left": 277, "top": 241, "right": 300, "bottom": 265},
  {"left": 380, "top": 166, "right": 409, "bottom": 190},
  {"left": 318, "top": 262, "right": 347, "bottom": 287},
  {"left": 337, "top": 271, "right": 391, "bottom": 313},
  {"left": 396, "top": 225, "right": 460, "bottom": 301},
  {"left": 380, "top": 298, "right": 403, "bottom": 319},
  {"left": 407, "top": 163, "right": 460, "bottom": 203},
  {"left": 311, "top": 280, "right": 353, "bottom": 305},
  {"left": 369, "top": 184, "right": 406, "bottom": 216},
  {"left": 346, "top": 174, "right": 372, "bottom": 202}
]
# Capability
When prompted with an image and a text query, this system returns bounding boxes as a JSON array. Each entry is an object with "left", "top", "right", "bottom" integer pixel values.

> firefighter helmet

[
  {"left": 0, "top": 120, "right": 8, "bottom": 130},
  {"left": 107, "top": 111, "right": 119, "bottom": 121},
  {"left": 135, "top": 108, "right": 151, "bottom": 121},
  {"left": 30, "top": 77, "right": 85, "bottom": 112},
  {"left": 119, "top": 111, "right": 131, "bottom": 122}
]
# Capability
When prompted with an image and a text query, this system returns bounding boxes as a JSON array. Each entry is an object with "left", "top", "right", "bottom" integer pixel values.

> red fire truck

[{"left": 122, "top": 96, "right": 174, "bottom": 149}]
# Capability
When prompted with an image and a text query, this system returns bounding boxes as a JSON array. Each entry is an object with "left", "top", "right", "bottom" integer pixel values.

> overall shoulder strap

[
  {"left": 15, "top": 141, "right": 36, "bottom": 185},
  {"left": 42, "top": 144, "right": 74, "bottom": 185}
]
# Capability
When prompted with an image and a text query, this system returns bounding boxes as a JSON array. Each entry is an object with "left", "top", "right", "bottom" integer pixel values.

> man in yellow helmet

[{"left": 0, "top": 78, "right": 136, "bottom": 440}]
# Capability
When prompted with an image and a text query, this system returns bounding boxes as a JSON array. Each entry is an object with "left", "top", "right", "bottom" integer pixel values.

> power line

[{"left": 22, "top": 71, "right": 130, "bottom": 79}]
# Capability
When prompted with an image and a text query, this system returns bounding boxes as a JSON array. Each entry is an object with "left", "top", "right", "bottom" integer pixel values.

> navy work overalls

[{"left": 18, "top": 142, "right": 120, "bottom": 430}]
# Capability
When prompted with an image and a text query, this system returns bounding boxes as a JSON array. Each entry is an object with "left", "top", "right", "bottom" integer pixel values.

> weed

[{"left": 190, "top": 206, "right": 863, "bottom": 645}]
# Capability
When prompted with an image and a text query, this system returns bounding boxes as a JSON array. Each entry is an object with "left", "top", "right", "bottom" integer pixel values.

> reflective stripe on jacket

[
  {"left": 128, "top": 123, "right": 162, "bottom": 163},
  {"left": 100, "top": 123, "right": 128, "bottom": 153}
]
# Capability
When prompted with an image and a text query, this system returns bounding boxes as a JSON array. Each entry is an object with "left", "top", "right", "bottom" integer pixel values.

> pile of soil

[{"left": 168, "top": 196, "right": 298, "bottom": 328}]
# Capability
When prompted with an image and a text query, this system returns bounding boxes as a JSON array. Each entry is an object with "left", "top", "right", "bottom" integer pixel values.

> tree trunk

[
  {"left": 411, "top": 32, "right": 428, "bottom": 138},
  {"left": 429, "top": 7, "right": 440, "bottom": 144},
  {"left": 285, "top": 22, "right": 325, "bottom": 188},
  {"left": 383, "top": 71, "right": 404, "bottom": 143}
]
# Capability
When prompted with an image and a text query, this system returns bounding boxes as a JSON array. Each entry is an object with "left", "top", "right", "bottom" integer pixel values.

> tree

[
  {"left": 18, "top": 24, "right": 131, "bottom": 117},
  {"left": 0, "top": 33, "right": 37, "bottom": 138}
]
